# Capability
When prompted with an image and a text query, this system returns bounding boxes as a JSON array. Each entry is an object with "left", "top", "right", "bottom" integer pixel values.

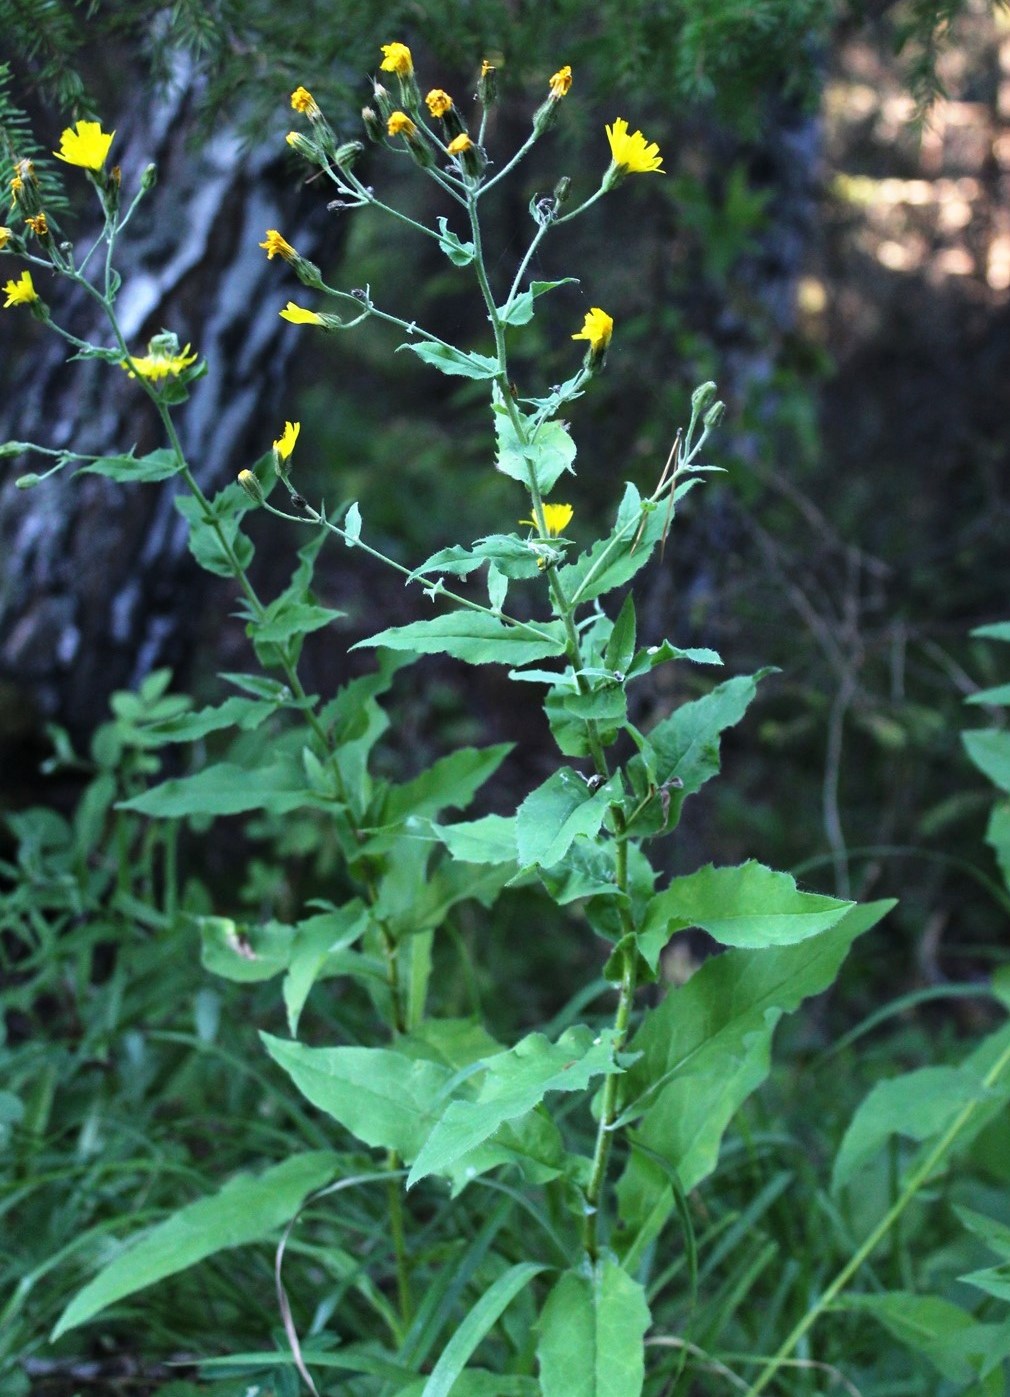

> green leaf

[
  {"left": 354, "top": 612, "right": 567, "bottom": 666},
  {"left": 498, "top": 278, "right": 579, "bottom": 327},
  {"left": 436, "top": 215, "right": 475, "bottom": 266},
  {"left": 118, "top": 758, "right": 309, "bottom": 818},
  {"left": 421, "top": 1263, "right": 546, "bottom": 1397},
  {"left": 832, "top": 1066, "right": 994, "bottom": 1193},
  {"left": 198, "top": 915, "right": 295, "bottom": 983},
  {"left": 516, "top": 769, "right": 619, "bottom": 868},
  {"left": 964, "top": 730, "right": 1010, "bottom": 793},
  {"left": 556, "top": 483, "right": 672, "bottom": 606},
  {"left": 381, "top": 746, "right": 512, "bottom": 824},
  {"left": 399, "top": 341, "right": 500, "bottom": 380},
  {"left": 639, "top": 861, "right": 854, "bottom": 965},
  {"left": 625, "top": 640, "right": 723, "bottom": 681},
  {"left": 538, "top": 1259, "right": 651, "bottom": 1397},
  {"left": 174, "top": 488, "right": 253, "bottom": 578},
  {"left": 604, "top": 595, "right": 637, "bottom": 675},
  {"left": 626, "top": 671, "right": 771, "bottom": 835},
  {"left": 967, "top": 684, "right": 1010, "bottom": 706},
  {"left": 411, "top": 534, "right": 542, "bottom": 582},
  {"left": 283, "top": 903, "right": 369, "bottom": 1036},
  {"left": 615, "top": 901, "right": 893, "bottom": 1246},
  {"left": 79, "top": 447, "right": 185, "bottom": 483},
  {"left": 494, "top": 400, "right": 577, "bottom": 494},
  {"left": 407, "top": 1025, "right": 622, "bottom": 1187},
  {"left": 973, "top": 622, "right": 1010, "bottom": 643},
  {"left": 51, "top": 1152, "right": 339, "bottom": 1338},
  {"left": 432, "top": 814, "right": 518, "bottom": 866},
  {"left": 139, "top": 695, "right": 281, "bottom": 742},
  {"left": 840, "top": 1293, "right": 1010, "bottom": 1384},
  {"left": 250, "top": 601, "right": 345, "bottom": 645},
  {"left": 262, "top": 1034, "right": 451, "bottom": 1158}
]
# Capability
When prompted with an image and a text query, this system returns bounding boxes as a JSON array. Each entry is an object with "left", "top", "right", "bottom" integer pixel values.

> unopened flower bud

[
  {"left": 362, "top": 106, "right": 385, "bottom": 142},
  {"left": 237, "top": 469, "right": 265, "bottom": 504},
  {"left": 553, "top": 175, "right": 571, "bottom": 204},
  {"left": 691, "top": 381, "right": 717, "bottom": 416},
  {"left": 372, "top": 82, "right": 394, "bottom": 119},
  {"left": 141, "top": 163, "right": 157, "bottom": 191},
  {"left": 286, "top": 130, "right": 318, "bottom": 160},
  {"left": 15, "top": 472, "right": 40, "bottom": 489},
  {"left": 333, "top": 140, "right": 365, "bottom": 170},
  {"left": 703, "top": 400, "right": 725, "bottom": 430},
  {"left": 478, "top": 59, "right": 498, "bottom": 107}
]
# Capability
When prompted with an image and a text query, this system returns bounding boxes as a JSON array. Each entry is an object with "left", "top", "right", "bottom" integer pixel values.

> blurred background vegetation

[{"left": 3, "top": 0, "right": 1010, "bottom": 1391}]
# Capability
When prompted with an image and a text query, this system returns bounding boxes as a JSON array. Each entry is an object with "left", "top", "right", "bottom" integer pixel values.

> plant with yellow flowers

[{"left": 3, "top": 44, "right": 898, "bottom": 1397}]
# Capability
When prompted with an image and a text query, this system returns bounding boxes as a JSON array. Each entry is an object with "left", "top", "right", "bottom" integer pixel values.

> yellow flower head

[
  {"left": 26, "top": 212, "right": 48, "bottom": 237},
  {"left": 53, "top": 120, "right": 115, "bottom": 171},
  {"left": 273, "top": 420, "right": 300, "bottom": 461},
  {"left": 605, "top": 118, "right": 664, "bottom": 175},
  {"left": 481, "top": 59, "right": 496, "bottom": 78},
  {"left": 259, "top": 229, "right": 297, "bottom": 261},
  {"left": 290, "top": 86, "right": 320, "bottom": 117},
  {"left": 0, "top": 226, "right": 11, "bottom": 249},
  {"left": 572, "top": 307, "right": 614, "bottom": 353},
  {"left": 521, "top": 503, "right": 574, "bottom": 539},
  {"left": 447, "top": 133, "right": 472, "bottom": 155},
  {"left": 280, "top": 301, "right": 324, "bottom": 326},
  {"left": 549, "top": 66, "right": 572, "bottom": 99},
  {"left": 387, "top": 111, "right": 417, "bottom": 138},
  {"left": 3, "top": 269, "right": 38, "bottom": 308},
  {"left": 121, "top": 343, "right": 198, "bottom": 381},
  {"left": 426, "top": 89, "right": 453, "bottom": 118},
  {"left": 380, "top": 43, "right": 413, "bottom": 77}
]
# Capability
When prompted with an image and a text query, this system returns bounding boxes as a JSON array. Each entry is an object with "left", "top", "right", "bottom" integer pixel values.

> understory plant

[{"left": 4, "top": 41, "right": 1010, "bottom": 1397}]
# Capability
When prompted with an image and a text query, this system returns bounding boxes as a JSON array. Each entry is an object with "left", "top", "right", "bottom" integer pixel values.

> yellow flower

[
  {"left": 259, "top": 229, "right": 296, "bottom": 260},
  {"left": 426, "top": 89, "right": 453, "bottom": 118},
  {"left": 481, "top": 59, "right": 495, "bottom": 78},
  {"left": 387, "top": 111, "right": 417, "bottom": 138},
  {"left": 290, "top": 86, "right": 320, "bottom": 117},
  {"left": 26, "top": 212, "right": 48, "bottom": 237},
  {"left": 520, "top": 503, "right": 574, "bottom": 537},
  {"left": 53, "top": 120, "right": 115, "bottom": 171},
  {"left": 549, "top": 66, "right": 572, "bottom": 99},
  {"left": 572, "top": 307, "right": 614, "bottom": 353},
  {"left": 447, "top": 133, "right": 472, "bottom": 155},
  {"left": 280, "top": 302, "right": 324, "bottom": 325},
  {"left": 380, "top": 43, "right": 413, "bottom": 77},
  {"left": 605, "top": 118, "right": 664, "bottom": 175},
  {"left": 3, "top": 269, "right": 38, "bottom": 307},
  {"left": 0, "top": 226, "right": 11, "bottom": 249},
  {"left": 121, "top": 343, "right": 198, "bottom": 380},
  {"left": 273, "top": 420, "right": 300, "bottom": 461}
]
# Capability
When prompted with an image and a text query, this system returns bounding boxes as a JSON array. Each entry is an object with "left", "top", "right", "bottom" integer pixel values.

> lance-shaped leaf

[
  {"left": 616, "top": 901, "right": 893, "bottom": 1247},
  {"left": 52, "top": 1152, "right": 339, "bottom": 1339},
  {"left": 639, "top": 860, "right": 854, "bottom": 965},
  {"left": 498, "top": 277, "right": 579, "bottom": 326},
  {"left": 380, "top": 745, "right": 512, "bottom": 825},
  {"left": 399, "top": 341, "right": 500, "bottom": 379},
  {"left": 556, "top": 481, "right": 697, "bottom": 607},
  {"left": 407, "top": 1025, "right": 622, "bottom": 1187},
  {"left": 80, "top": 447, "right": 186, "bottom": 483},
  {"left": 516, "top": 769, "right": 619, "bottom": 868},
  {"left": 354, "top": 612, "right": 567, "bottom": 667},
  {"left": 431, "top": 813, "right": 519, "bottom": 867},
  {"left": 262, "top": 1034, "right": 452, "bottom": 1159},
  {"left": 118, "top": 757, "right": 310, "bottom": 818},
  {"left": 963, "top": 730, "right": 1010, "bottom": 793},
  {"left": 537, "top": 1259, "right": 651, "bottom": 1397}
]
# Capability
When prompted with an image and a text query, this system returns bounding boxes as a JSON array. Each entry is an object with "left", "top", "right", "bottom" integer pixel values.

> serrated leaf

[
  {"left": 399, "top": 341, "right": 500, "bottom": 379},
  {"left": 139, "top": 695, "right": 280, "bottom": 742},
  {"left": 354, "top": 612, "right": 567, "bottom": 666},
  {"left": 556, "top": 483, "right": 672, "bottom": 606},
  {"left": 431, "top": 814, "right": 518, "bottom": 866},
  {"left": 174, "top": 490, "right": 253, "bottom": 578},
  {"left": 79, "top": 447, "right": 185, "bottom": 483},
  {"left": 251, "top": 601, "right": 345, "bottom": 645},
  {"left": 494, "top": 400, "right": 577, "bottom": 494},
  {"left": 538, "top": 1259, "right": 651, "bottom": 1397},
  {"left": 639, "top": 861, "right": 854, "bottom": 964},
  {"left": 436, "top": 215, "right": 475, "bottom": 266},
  {"left": 625, "top": 640, "right": 723, "bottom": 681},
  {"left": 262, "top": 1034, "right": 452, "bottom": 1158},
  {"left": 411, "top": 535, "right": 541, "bottom": 582},
  {"left": 117, "top": 758, "right": 309, "bottom": 818},
  {"left": 407, "top": 1026, "right": 622, "bottom": 1186},
  {"left": 381, "top": 746, "right": 512, "bottom": 825},
  {"left": 516, "top": 769, "right": 618, "bottom": 868},
  {"left": 51, "top": 1152, "right": 339, "bottom": 1339}
]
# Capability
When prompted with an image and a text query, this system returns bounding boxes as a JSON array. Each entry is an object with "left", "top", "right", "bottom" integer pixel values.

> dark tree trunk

[{"left": 0, "top": 59, "right": 333, "bottom": 737}]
